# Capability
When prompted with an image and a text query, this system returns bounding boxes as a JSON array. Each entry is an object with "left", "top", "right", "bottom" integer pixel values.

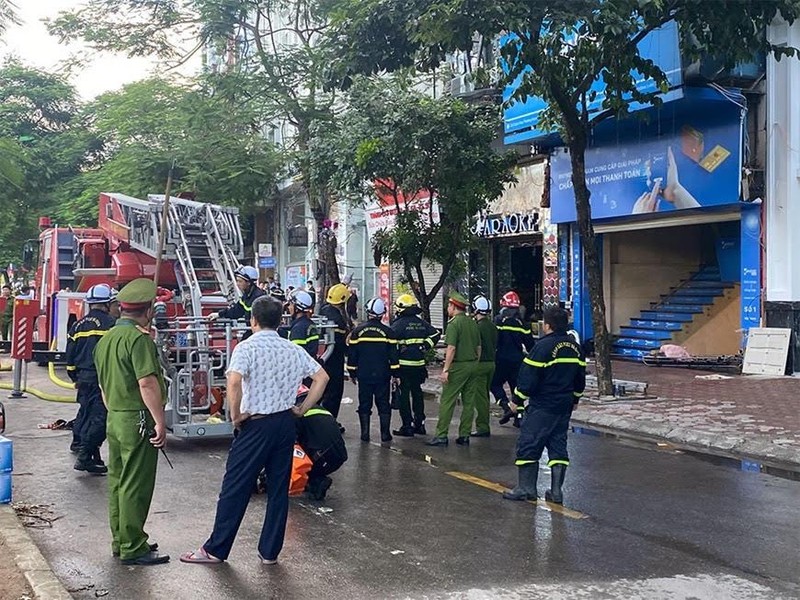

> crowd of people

[{"left": 60, "top": 264, "right": 586, "bottom": 568}]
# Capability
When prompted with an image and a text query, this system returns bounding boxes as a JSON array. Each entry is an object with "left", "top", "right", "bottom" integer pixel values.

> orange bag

[{"left": 289, "top": 444, "right": 313, "bottom": 496}]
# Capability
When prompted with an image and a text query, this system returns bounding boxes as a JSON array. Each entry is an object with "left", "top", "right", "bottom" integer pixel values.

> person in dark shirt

[
  {"left": 295, "top": 405, "right": 347, "bottom": 501},
  {"left": 503, "top": 307, "right": 586, "bottom": 505},
  {"left": 318, "top": 284, "right": 350, "bottom": 421}
]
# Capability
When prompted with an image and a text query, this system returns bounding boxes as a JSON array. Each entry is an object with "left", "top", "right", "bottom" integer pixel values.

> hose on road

[
  {"left": 0, "top": 382, "right": 75, "bottom": 403},
  {"left": 48, "top": 361, "right": 76, "bottom": 390}
]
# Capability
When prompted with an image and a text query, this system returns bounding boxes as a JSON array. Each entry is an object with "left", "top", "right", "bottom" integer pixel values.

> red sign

[
  {"left": 10, "top": 299, "right": 38, "bottom": 361},
  {"left": 377, "top": 264, "right": 391, "bottom": 325}
]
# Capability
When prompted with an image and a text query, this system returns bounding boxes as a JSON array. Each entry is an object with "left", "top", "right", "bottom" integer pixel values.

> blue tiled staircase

[{"left": 612, "top": 266, "right": 736, "bottom": 360}]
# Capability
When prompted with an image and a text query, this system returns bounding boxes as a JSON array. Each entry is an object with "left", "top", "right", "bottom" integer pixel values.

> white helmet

[
  {"left": 365, "top": 297, "right": 386, "bottom": 318},
  {"left": 290, "top": 290, "right": 314, "bottom": 311},
  {"left": 234, "top": 265, "right": 259, "bottom": 284},
  {"left": 472, "top": 295, "right": 491, "bottom": 315},
  {"left": 86, "top": 284, "right": 114, "bottom": 304}
]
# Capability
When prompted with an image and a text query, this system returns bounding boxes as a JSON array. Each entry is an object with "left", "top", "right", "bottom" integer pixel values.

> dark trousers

[
  {"left": 72, "top": 388, "right": 88, "bottom": 449},
  {"left": 204, "top": 410, "right": 295, "bottom": 561},
  {"left": 397, "top": 367, "right": 426, "bottom": 428},
  {"left": 77, "top": 382, "right": 107, "bottom": 454},
  {"left": 491, "top": 360, "right": 521, "bottom": 404},
  {"left": 357, "top": 381, "right": 391, "bottom": 416},
  {"left": 320, "top": 356, "right": 346, "bottom": 418},
  {"left": 515, "top": 407, "right": 572, "bottom": 467},
  {"left": 307, "top": 446, "right": 347, "bottom": 486}
]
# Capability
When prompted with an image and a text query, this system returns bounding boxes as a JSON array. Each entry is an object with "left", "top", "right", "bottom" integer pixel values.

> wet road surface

[{"left": 4, "top": 379, "right": 800, "bottom": 599}]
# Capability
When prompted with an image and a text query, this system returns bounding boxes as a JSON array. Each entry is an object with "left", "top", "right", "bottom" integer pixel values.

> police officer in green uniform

[
  {"left": 93, "top": 278, "right": 170, "bottom": 566},
  {"left": 469, "top": 295, "right": 498, "bottom": 438},
  {"left": 426, "top": 292, "right": 481, "bottom": 447}
]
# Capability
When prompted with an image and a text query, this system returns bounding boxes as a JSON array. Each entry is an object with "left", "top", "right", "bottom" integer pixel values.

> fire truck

[{"left": 8, "top": 192, "right": 335, "bottom": 439}]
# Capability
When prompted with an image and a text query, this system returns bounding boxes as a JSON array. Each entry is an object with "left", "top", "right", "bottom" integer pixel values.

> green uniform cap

[
  {"left": 448, "top": 291, "right": 469, "bottom": 309},
  {"left": 117, "top": 278, "right": 157, "bottom": 305}
]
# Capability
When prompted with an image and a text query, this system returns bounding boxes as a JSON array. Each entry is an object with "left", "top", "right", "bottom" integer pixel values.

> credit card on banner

[{"left": 699, "top": 145, "right": 731, "bottom": 172}]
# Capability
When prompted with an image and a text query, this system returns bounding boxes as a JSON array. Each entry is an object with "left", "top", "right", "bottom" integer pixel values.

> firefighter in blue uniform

[
  {"left": 390, "top": 294, "right": 440, "bottom": 436},
  {"left": 209, "top": 266, "right": 265, "bottom": 335},
  {"left": 296, "top": 405, "right": 348, "bottom": 501},
  {"left": 347, "top": 298, "right": 400, "bottom": 443},
  {"left": 503, "top": 307, "right": 586, "bottom": 504},
  {"left": 318, "top": 284, "right": 350, "bottom": 420},
  {"left": 280, "top": 290, "right": 320, "bottom": 358},
  {"left": 492, "top": 290, "right": 534, "bottom": 427},
  {"left": 66, "top": 284, "right": 118, "bottom": 474}
]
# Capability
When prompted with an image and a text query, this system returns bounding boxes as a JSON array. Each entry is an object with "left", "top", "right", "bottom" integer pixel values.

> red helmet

[{"left": 500, "top": 291, "right": 521, "bottom": 308}]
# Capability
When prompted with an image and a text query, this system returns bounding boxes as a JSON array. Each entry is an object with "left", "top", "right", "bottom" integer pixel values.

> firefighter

[
  {"left": 470, "top": 295, "right": 497, "bottom": 438},
  {"left": 426, "top": 292, "right": 481, "bottom": 447},
  {"left": 503, "top": 307, "right": 586, "bottom": 504},
  {"left": 296, "top": 405, "right": 348, "bottom": 501},
  {"left": 390, "top": 294, "right": 440, "bottom": 436},
  {"left": 281, "top": 290, "right": 320, "bottom": 358},
  {"left": 66, "top": 284, "right": 118, "bottom": 473},
  {"left": 318, "top": 284, "right": 350, "bottom": 420},
  {"left": 492, "top": 291, "right": 534, "bottom": 427},
  {"left": 209, "top": 265, "right": 265, "bottom": 325},
  {"left": 347, "top": 298, "right": 400, "bottom": 443}
]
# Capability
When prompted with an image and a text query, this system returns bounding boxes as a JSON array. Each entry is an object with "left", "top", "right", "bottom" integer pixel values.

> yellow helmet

[
  {"left": 326, "top": 283, "right": 349, "bottom": 305},
  {"left": 394, "top": 293, "right": 419, "bottom": 311}
]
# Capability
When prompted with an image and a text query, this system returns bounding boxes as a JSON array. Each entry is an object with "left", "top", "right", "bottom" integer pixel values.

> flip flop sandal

[{"left": 180, "top": 548, "right": 222, "bottom": 565}]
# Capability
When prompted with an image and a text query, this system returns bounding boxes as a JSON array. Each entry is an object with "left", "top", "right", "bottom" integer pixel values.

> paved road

[{"left": 3, "top": 377, "right": 800, "bottom": 599}]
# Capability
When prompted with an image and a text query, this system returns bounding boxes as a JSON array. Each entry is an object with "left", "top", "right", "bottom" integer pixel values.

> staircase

[{"left": 612, "top": 266, "right": 737, "bottom": 360}]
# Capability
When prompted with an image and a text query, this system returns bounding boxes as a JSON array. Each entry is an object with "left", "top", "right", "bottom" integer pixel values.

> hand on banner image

[
  {"left": 631, "top": 146, "right": 701, "bottom": 214},
  {"left": 662, "top": 146, "right": 701, "bottom": 209}
]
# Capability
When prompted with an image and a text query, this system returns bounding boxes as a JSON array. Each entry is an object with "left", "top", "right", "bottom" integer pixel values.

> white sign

[
  {"left": 472, "top": 211, "right": 540, "bottom": 238},
  {"left": 258, "top": 243, "right": 273, "bottom": 257},
  {"left": 366, "top": 196, "right": 441, "bottom": 238}
]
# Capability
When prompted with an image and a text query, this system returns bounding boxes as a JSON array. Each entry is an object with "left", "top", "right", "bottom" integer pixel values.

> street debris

[{"left": 12, "top": 503, "right": 62, "bottom": 529}]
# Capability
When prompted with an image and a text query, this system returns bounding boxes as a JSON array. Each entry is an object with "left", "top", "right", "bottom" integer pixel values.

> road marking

[{"left": 445, "top": 471, "right": 589, "bottom": 520}]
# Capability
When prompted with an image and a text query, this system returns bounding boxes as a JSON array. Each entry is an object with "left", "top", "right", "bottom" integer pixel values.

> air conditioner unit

[{"left": 449, "top": 74, "right": 475, "bottom": 97}]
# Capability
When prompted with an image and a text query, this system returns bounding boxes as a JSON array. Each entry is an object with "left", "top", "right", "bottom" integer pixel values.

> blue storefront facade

[{"left": 504, "top": 26, "right": 764, "bottom": 359}]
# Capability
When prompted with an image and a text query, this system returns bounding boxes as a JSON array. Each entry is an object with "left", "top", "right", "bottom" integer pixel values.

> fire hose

[{"left": 0, "top": 360, "right": 76, "bottom": 403}]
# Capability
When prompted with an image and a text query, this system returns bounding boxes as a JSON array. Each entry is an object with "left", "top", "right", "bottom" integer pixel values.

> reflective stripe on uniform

[
  {"left": 497, "top": 325, "right": 531, "bottom": 335},
  {"left": 547, "top": 459, "right": 569, "bottom": 467},
  {"left": 238, "top": 300, "right": 252, "bottom": 312},
  {"left": 349, "top": 337, "right": 397, "bottom": 345},
  {"left": 390, "top": 364, "right": 400, "bottom": 370},
  {"left": 334, "top": 328, "right": 348, "bottom": 334},
  {"left": 399, "top": 359, "right": 426, "bottom": 367},
  {"left": 66, "top": 365, "right": 77, "bottom": 371},
  {"left": 573, "top": 392, "right": 583, "bottom": 398},
  {"left": 515, "top": 459, "right": 538, "bottom": 466},
  {"left": 69, "top": 330, "right": 109, "bottom": 341},
  {"left": 304, "top": 407, "right": 332, "bottom": 418},
  {"left": 292, "top": 335, "right": 320, "bottom": 346},
  {"left": 399, "top": 338, "right": 426, "bottom": 345},
  {"left": 346, "top": 365, "right": 357, "bottom": 371},
  {"left": 514, "top": 388, "right": 529, "bottom": 400},
  {"left": 523, "top": 357, "right": 587, "bottom": 368}
]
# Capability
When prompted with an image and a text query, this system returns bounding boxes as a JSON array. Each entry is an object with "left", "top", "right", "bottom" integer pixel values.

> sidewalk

[{"left": 422, "top": 360, "right": 800, "bottom": 470}]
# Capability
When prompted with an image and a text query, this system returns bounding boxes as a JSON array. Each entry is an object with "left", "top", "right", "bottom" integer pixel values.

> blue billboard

[
  {"left": 504, "top": 21, "right": 683, "bottom": 144},
  {"left": 550, "top": 89, "right": 744, "bottom": 224}
]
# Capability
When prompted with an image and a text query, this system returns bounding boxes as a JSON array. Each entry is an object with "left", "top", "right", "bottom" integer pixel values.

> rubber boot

[
  {"left": 74, "top": 450, "right": 108, "bottom": 475},
  {"left": 393, "top": 424, "right": 415, "bottom": 437},
  {"left": 545, "top": 464, "right": 567, "bottom": 504},
  {"left": 92, "top": 449, "right": 106, "bottom": 468},
  {"left": 359, "top": 414, "right": 371, "bottom": 442},
  {"left": 502, "top": 463, "right": 538, "bottom": 501},
  {"left": 379, "top": 413, "right": 393, "bottom": 443},
  {"left": 413, "top": 421, "right": 426, "bottom": 436},
  {"left": 498, "top": 400, "right": 514, "bottom": 425}
]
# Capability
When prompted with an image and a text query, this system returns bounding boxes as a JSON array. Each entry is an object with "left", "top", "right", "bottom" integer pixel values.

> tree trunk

[
  {"left": 314, "top": 210, "right": 341, "bottom": 291},
  {"left": 568, "top": 141, "right": 614, "bottom": 396}
]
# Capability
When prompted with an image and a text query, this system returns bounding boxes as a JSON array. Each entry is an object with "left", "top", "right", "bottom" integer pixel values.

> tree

[
  {"left": 53, "top": 76, "right": 281, "bottom": 225},
  {"left": 0, "top": 60, "right": 93, "bottom": 266},
  {"left": 309, "top": 78, "right": 515, "bottom": 321},
  {"left": 0, "top": 0, "right": 18, "bottom": 38},
  {"left": 323, "top": 0, "right": 800, "bottom": 395},
  {"left": 48, "top": 0, "right": 345, "bottom": 289}
]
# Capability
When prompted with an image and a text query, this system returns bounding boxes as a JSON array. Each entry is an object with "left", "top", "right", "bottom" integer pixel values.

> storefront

[
  {"left": 470, "top": 161, "right": 555, "bottom": 324},
  {"left": 552, "top": 87, "right": 761, "bottom": 360}
]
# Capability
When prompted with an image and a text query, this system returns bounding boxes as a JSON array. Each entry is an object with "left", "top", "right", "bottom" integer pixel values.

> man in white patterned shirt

[{"left": 181, "top": 296, "right": 329, "bottom": 566}]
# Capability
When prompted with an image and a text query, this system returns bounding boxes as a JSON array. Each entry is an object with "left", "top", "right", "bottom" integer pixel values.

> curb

[
  {"left": 421, "top": 383, "right": 800, "bottom": 471},
  {"left": 0, "top": 504, "right": 73, "bottom": 600}
]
